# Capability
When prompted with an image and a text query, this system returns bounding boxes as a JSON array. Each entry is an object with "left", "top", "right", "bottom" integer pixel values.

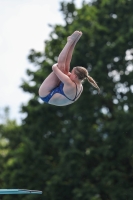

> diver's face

[{"left": 70, "top": 68, "right": 77, "bottom": 81}]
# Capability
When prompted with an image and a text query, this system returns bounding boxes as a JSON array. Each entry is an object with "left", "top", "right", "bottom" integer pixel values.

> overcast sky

[{"left": 0, "top": 0, "right": 83, "bottom": 124}]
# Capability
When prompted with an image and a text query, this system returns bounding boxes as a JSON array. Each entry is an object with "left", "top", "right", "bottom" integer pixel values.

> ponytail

[
  {"left": 74, "top": 66, "right": 100, "bottom": 94},
  {"left": 86, "top": 75, "right": 100, "bottom": 94}
]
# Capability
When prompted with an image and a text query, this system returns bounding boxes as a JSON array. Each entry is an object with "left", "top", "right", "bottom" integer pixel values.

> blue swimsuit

[{"left": 40, "top": 82, "right": 82, "bottom": 103}]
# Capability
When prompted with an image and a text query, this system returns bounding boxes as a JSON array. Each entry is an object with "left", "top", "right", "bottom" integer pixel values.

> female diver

[{"left": 39, "top": 31, "right": 100, "bottom": 106}]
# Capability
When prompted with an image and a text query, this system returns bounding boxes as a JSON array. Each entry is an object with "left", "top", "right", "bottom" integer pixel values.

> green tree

[
  {"left": 0, "top": 108, "right": 21, "bottom": 198},
  {"left": 2, "top": 0, "right": 133, "bottom": 200}
]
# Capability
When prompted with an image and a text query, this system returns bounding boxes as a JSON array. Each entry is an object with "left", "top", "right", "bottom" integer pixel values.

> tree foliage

[{"left": 1, "top": 0, "right": 133, "bottom": 200}]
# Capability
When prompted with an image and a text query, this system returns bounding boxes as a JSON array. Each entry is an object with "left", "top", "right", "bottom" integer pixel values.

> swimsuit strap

[
  {"left": 77, "top": 85, "right": 83, "bottom": 98},
  {"left": 60, "top": 82, "right": 82, "bottom": 101},
  {"left": 73, "top": 81, "right": 78, "bottom": 100},
  {"left": 73, "top": 81, "right": 83, "bottom": 101}
]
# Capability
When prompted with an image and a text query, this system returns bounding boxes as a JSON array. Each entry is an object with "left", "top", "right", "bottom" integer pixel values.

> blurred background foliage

[{"left": 0, "top": 0, "right": 133, "bottom": 199}]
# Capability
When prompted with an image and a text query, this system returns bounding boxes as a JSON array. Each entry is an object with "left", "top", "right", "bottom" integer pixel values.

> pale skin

[{"left": 38, "top": 31, "right": 83, "bottom": 106}]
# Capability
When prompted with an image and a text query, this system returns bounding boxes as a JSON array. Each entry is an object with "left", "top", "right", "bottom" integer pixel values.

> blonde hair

[{"left": 74, "top": 66, "right": 100, "bottom": 93}]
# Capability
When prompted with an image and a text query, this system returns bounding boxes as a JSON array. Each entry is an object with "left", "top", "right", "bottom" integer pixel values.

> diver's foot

[{"left": 67, "top": 31, "right": 82, "bottom": 43}]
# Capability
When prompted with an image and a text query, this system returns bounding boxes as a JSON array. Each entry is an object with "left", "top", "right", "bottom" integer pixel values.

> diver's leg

[
  {"left": 64, "top": 32, "right": 82, "bottom": 74},
  {"left": 58, "top": 31, "right": 81, "bottom": 73},
  {"left": 38, "top": 71, "right": 60, "bottom": 97}
]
